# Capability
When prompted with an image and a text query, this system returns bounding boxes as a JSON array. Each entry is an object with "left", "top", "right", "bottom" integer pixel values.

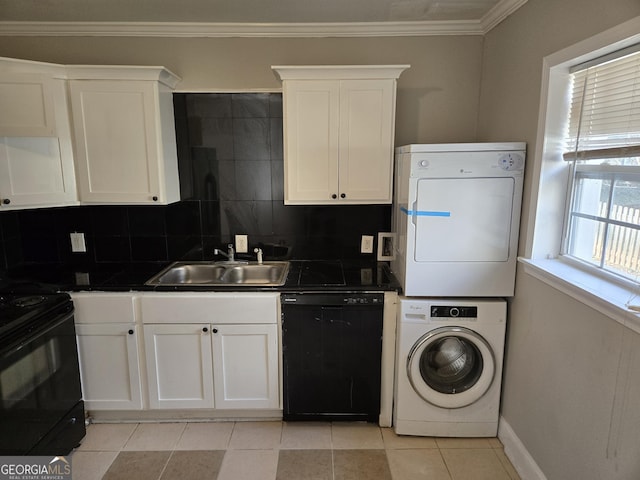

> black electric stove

[{"left": 0, "top": 290, "right": 86, "bottom": 455}]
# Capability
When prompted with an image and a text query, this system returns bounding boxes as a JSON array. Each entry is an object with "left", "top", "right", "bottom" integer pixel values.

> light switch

[
  {"left": 70, "top": 232, "right": 86, "bottom": 253},
  {"left": 235, "top": 234, "right": 248, "bottom": 253},
  {"left": 361, "top": 235, "right": 374, "bottom": 254}
]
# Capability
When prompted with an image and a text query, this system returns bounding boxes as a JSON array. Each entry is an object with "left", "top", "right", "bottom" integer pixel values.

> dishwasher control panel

[{"left": 281, "top": 293, "right": 384, "bottom": 306}]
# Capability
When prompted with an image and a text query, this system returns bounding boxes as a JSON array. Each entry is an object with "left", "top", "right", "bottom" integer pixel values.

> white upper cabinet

[
  {"left": 273, "top": 65, "right": 409, "bottom": 205},
  {"left": 0, "top": 73, "right": 56, "bottom": 137},
  {"left": 68, "top": 66, "right": 181, "bottom": 205},
  {"left": 0, "top": 57, "right": 78, "bottom": 209}
]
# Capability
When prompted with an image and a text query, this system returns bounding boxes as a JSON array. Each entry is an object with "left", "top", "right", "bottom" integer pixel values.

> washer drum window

[{"left": 407, "top": 326, "right": 496, "bottom": 409}]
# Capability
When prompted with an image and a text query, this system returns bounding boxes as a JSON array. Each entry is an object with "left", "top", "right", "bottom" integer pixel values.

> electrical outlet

[
  {"left": 361, "top": 235, "right": 374, "bottom": 254},
  {"left": 70, "top": 232, "right": 86, "bottom": 253},
  {"left": 235, "top": 234, "right": 248, "bottom": 253}
]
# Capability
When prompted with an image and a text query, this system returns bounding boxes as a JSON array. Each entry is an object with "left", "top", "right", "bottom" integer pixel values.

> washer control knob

[{"left": 449, "top": 307, "right": 460, "bottom": 317}]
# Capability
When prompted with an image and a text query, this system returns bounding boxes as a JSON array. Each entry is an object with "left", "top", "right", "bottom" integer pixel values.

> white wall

[
  {"left": 0, "top": 35, "right": 483, "bottom": 146},
  {"left": 478, "top": 0, "right": 640, "bottom": 478}
]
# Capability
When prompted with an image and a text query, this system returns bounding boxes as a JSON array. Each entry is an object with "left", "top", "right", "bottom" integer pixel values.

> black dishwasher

[{"left": 281, "top": 292, "right": 384, "bottom": 422}]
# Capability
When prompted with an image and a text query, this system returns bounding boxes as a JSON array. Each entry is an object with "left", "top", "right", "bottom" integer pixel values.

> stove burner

[{"left": 10, "top": 295, "right": 47, "bottom": 308}]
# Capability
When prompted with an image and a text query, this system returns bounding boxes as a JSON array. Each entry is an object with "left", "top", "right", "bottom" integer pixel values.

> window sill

[{"left": 518, "top": 257, "right": 640, "bottom": 334}]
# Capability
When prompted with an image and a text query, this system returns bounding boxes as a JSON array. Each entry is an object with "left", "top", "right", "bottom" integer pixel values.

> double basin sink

[{"left": 145, "top": 261, "right": 290, "bottom": 287}]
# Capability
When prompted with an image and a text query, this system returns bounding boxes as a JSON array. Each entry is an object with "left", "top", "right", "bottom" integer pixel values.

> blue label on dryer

[{"left": 400, "top": 207, "right": 451, "bottom": 217}]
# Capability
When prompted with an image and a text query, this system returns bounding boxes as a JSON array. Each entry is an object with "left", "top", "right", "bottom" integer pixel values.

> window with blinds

[{"left": 563, "top": 46, "right": 640, "bottom": 283}]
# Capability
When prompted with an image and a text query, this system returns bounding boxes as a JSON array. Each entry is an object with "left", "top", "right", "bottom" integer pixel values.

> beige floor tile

[
  {"left": 381, "top": 428, "right": 438, "bottom": 449},
  {"left": 228, "top": 421, "right": 283, "bottom": 450},
  {"left": 333, "top": 449, "right": 392, "bottom": 480},
  {"left": 331, "top": 423, "right": 384, "bottom": 449},
  {"left": 78, "top": 423, "right": 138, "bottom": 451},
  {"left": 386, "top": 449, "right": 452, "bottom": 480},
  {"left": 495, "top": 449, "right": 522, "bottom": 480},
  {"left": 103, "top": 451, "right": 171, "bottom": 480},
  {"left": 123, "top": 423, "right": 187, "bottom": 451},
  {"left": 276, "top": 449, "right": 332, "bottom": 480},
  {"left": 435, "top": 437, "right": 494, "bottom": 449},
  {"left": 488, "top": 437, "right": 504, "bottom": 449},
  {"left": 160, "top": 450, "right": 225, "bottom": 480},
  {"left": 175, "top": 422, "right": 234, "bottom": 450},
  {"left": 217, "top": 449, "right": 279, "bottom": 480},
  {"left": 441, "top": 448, "right": 511, "bottom": 480},
  {"left": 281, "top": 422, "right": 332, "bottom": 449},
  {"left": 71, "top": 451, "right": 119, "bottom": 480}
]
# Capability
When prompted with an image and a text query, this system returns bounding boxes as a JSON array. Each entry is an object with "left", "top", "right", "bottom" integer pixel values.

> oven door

[{"left": 0, "top": 310, "right": 85, "bottom": 455}]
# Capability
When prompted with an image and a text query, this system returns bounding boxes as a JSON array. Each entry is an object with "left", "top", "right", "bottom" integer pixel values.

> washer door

[{"left": 407, "top": 326, "right": 495, "bottom": 409}]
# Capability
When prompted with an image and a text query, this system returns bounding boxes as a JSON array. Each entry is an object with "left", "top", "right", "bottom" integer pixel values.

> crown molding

[
  {"left": 0, "top": 0, "right": 526, "bottom": 38},
  {"left": 481, "top": 0, "right": 528, "bottom": 32},
  {"left": 0, "top": 20, "right": 482, "bottom": 37}
]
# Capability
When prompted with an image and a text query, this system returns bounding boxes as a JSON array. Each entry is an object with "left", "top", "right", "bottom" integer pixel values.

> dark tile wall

[{"left": 0, "top": 93, "right": 391, "bottom": 270}]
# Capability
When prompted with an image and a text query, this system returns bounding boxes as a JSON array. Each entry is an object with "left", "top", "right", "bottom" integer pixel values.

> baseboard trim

[{"left": 498, "top": 417, "right": 548, "bottom": 480}]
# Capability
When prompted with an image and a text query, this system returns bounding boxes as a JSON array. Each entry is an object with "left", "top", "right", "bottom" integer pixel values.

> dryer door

[
  {"left": 413, "top": 177, "right": 514, "bottom": 262},
  {"left": 407, "top": 326, "right": 495, "bottom": 409}
]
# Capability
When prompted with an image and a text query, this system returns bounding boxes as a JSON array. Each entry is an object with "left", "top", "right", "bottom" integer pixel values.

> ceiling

[{"left": 0, "top": 0, "right": 528, "bottom": 36}]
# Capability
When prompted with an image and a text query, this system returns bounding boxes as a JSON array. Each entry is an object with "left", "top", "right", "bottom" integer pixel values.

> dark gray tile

[
  {"left": 103, "top": 451, "right": 171, "bottom": 480},
  {"left": 270, "top": 118, "right": 283, "bottom": 161},
  {"left": 160, "top": 450, "right": 225, "bottom": 480},
  {"left": 276, "top": 450, "right": 332, "bottom": 480},
  {"left": 270, "top": 94, "right": 283, "bottom": 118},
  {"left": 333, "top": 450, "right": 392, "bottom": 480},
  {"left": 233, "top": 118, "right": 271, "bottom": 161},
  {"left": 235, "top": 161, "right": 272, "bottom": 200},
  {"left": 200, "top": 118, "right": 234, "bottom": 159},
  {"left": 232, "top": 93, "right": 270, "bottom": 118},
  {"left": 186, "top": 93, "right": 232, "bottom": 118},
  {"left": 220, "top": 201, "right": 273, "bottom": 236}
]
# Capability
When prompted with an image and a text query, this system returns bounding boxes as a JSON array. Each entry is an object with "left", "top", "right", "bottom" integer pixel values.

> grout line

[{"left": 155, "top": 450, "right": 175, "bottom": 480}]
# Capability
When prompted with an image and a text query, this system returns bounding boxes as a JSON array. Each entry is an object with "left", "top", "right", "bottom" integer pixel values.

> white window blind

[
  {"left": 564, "top": 46, "right": 640, "bottom": 161},
  {"left": 563, "top": 46, "right": 640, "bottom": 283}
]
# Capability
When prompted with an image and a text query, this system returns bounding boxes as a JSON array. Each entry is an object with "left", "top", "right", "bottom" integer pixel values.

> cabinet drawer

[
  {"left": 71, "top": 293, "right": 136, "bottom": 324},
  {"left": 140, "top": 292, "right": 279, "bottom": 324}
]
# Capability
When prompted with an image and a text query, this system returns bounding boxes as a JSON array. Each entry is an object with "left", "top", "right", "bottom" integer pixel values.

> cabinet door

[
  {"left": 283, "top": 80, "right": 340, "bottom": 204},
  {"left": 70, "top": 80, "right": 165, "bottom": 204},
  {"left": 338, "top": 79, "right": 395, "bottom": 203},
  {"left": 0, "top": 136, "right": 77, "bottom": 209},
  {"left": 75, "top": 323, "right": 143, "bottom": 410},
  {"left": 0, "top": 74, "right": 56, "bottom": 137},
  {"left": 144, "top": 324, "right": 214, "bottom": 409},
  {"left": 212, "top": 324, "right": 279, "bottom": 409}
]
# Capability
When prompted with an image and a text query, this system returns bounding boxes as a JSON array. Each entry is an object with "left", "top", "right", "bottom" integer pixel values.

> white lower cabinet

[
  {"left": 141, "top": 292, "right": 281, "bottom": 411},
  {"left": 144, "top": 323, "right": 215, "bottom": 409},
  {"left": 212, "top": 324, "right": 279, "bottom": 409},
  {"left": 75, "top": 323, "right": 143, "bottom": 410},
  {"left": 71, "top": 293, "right": 143, "bottom": 411}
]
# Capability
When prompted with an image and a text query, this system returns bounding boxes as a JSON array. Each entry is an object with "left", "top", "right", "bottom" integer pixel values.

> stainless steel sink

[{"left": 145, "top": 261, "right": 290, "bottom": 286}]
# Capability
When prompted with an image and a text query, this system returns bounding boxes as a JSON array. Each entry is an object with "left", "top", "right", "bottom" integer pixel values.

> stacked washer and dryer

[{"left": 391, "top": 143, "right": 525, "bottom": 437}]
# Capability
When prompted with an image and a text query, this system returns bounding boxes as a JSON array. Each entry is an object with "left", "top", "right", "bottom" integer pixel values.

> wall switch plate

[
  {"left": 70, "top": 232, "right": 86, "bottom": 253},
  {"left": 361, "top": 235, "right": 374, "bottom": 254},
  {"left": 235, "top": 234, "right": 248, "bottom": 253}
]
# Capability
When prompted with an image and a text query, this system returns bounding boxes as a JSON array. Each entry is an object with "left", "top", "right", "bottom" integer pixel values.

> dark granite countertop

[{"left": 1, "top": 260, "right": 400, "bottom": 294}]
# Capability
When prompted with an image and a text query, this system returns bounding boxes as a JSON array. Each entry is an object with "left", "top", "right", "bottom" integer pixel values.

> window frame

[{"left": 523, "top": 16, "right": 640, "bottom": 333}]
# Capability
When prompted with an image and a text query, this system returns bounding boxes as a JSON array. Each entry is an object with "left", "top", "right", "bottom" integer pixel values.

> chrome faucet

[{"left": 214, "top": 243, "right": 235, "bottom": 262}]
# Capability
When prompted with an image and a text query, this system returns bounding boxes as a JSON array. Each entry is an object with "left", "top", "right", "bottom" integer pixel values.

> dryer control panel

[{"left": 431, "top": 306, "right": 478, "bottom": 318}]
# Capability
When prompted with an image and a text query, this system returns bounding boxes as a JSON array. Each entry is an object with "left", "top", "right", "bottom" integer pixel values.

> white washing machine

[{"left": 394, "top": 297, "right": 506, "bottom": 437}]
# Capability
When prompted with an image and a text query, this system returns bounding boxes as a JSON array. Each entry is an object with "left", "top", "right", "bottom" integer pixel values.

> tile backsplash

[{"left": 0, "top": 93, "right": 391, "bottom": 271}]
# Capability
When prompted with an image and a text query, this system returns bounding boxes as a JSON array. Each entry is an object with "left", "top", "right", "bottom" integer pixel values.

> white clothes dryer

[
  {"left": 394, "top": 297, "right": 506, "bottom": 437},
  {"left": 391, "top": 143, "right": 525, "bottom": 297}
]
